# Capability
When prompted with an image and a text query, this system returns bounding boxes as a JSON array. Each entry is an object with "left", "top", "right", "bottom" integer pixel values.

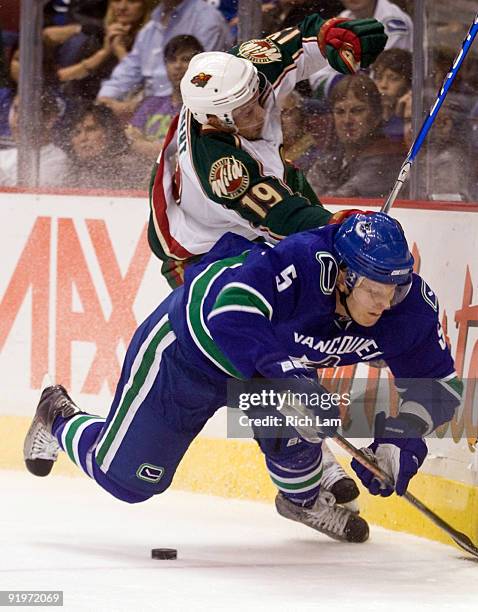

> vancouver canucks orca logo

[
  {"left": 355, "top": 220, "right": 373, "bottom": 239},
  {"left": 191, "top": 72, "right": 212, "bottom": 88}
]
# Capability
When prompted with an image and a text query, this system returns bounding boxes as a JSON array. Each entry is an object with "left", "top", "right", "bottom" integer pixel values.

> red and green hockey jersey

[{"left": 149, "top": 14, "right": 335, "bottom": 267}]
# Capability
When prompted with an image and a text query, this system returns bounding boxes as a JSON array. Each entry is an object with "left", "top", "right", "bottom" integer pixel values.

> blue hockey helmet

[{"left": 334, "top": 213, "right": 414, "bottom": 298}]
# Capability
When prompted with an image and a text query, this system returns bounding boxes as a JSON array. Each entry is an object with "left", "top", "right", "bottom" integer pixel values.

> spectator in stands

[
  {"left": 371, "top": 48, "right": 411, "bottom": 142},
  {"left": 396, "top": 90, "right": 471, "bottom": 201},
  {"left": 428, "top": 47, "right": 475, "bottom": 117},
  {"left": 208, "top": 1, "right": 344, "bottom": 42},
  {"left": 397, "top": 88, "right": 411, "bottom": 148},
  {"left": 0, "top": 91, "right": 68, "bottom": 187},
  {"left": 71, "top": 0, "right": 110, "bottom": 27},
  {"left": 44, "top": 1, "right": 76, "bottom": 26},
  {"left": 205, "top": 0, "right": 240, "bottom": 38},
  {"left": 9, "top": 41, "right": 60, "bottom": 93},
  {"left": 125, "top": 34, "right": 203, "bottom": 161},
  {"left": 0, "top": 29, "right": 14, "bottom": 146},
  {"left": 97, "top": 0, "right": 232, "bottom": 115},
  {"left": 43, "top": 0, "right": 155, "bottom": 106},
  {"left": 262, "top": 0, "right": 344, "bottom": 34},
  {"left": 307, "top": 73, "right": 405, "bottom": 198},
  {"left": 424, "top": 96, "right": 470, "bottom": 201},
  {"left": 281, "top": 90, "right": 322, "bottom": 173},
  {"left": 310, "top": 0, "right": 413, "bottom": 99},
  {"left": 1, "top": 0, "right": 20, "bottom": 60},
  {"left": 64, "top": 103, "right": 137, "bottom": 189},
  {"left": 6, "top": 42, "right": 62, "bottom": 141},
  {"left": 44, "top": 1, "right": 108, "bottom": 27},
  {"left": 262, "top": 0, "right": 345, "bottom": 95}
]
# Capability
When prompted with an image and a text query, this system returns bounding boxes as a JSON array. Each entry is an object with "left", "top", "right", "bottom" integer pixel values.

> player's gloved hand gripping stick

[
  {"left": 350, "top": 412, "right": 428, "bottom": 497},
  {"left": 381, "top": 12, "right": 478, "bottom": 214},
  {"left": 283, "top": 398, "right": 478, "bottom": 557},
  {"left": 333, "top": 434, "right": 478, "bottom": 559}
]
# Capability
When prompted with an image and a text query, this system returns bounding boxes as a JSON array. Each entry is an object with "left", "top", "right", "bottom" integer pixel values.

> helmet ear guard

[
  {"left": 180, "top": 52, "right": 261, "bottom": 128},
  {"left": 342, "top": 266, "right": 359, "bottom": 292}
]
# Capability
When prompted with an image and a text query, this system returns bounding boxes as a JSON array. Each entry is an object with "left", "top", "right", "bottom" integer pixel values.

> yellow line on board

[{"left": 3, "top": 415, "right": 477, "bottom": 548}]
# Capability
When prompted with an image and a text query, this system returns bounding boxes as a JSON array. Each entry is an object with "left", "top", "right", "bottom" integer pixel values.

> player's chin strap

[{"left": 338, "top": 289, "right": 354, "bottom": 321}]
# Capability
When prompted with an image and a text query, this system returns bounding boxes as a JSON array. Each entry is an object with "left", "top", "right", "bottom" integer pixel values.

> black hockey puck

[{"left": 151, "top": 548, "right": 177, "bottom": 560}]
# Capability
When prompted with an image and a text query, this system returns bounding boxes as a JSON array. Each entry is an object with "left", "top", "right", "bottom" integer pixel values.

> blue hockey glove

[{"left": 351, "top": 412, "right": 428, "bottom": 496}]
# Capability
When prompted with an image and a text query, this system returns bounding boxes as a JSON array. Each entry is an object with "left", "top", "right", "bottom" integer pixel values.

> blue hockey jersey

[{"left": 167, "top": 226, "right": 461, "bottom": 432}]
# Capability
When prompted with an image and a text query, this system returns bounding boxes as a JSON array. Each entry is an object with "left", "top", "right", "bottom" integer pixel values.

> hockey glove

[
  {"left": 318, "top": 17, "right": 387, "bottom": 74},
  {"left": 351, "top": 412, "right": 428, "bottom": 496},
  {"left": 327, "top": 208, "right": 375, "bottom": 225}
]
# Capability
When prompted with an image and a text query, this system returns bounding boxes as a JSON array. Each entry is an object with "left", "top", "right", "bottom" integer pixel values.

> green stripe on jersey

[
  {"left": 210, "top": 284, "right": 272, "bottom": 319},
  {"left": 187, "top": 252, "right": 250, "bottom": 379},
  {"left": 96, "top": 318, "right": 173, "bottom": 467},
  {"left": 440, "top": 375, "right": 464, "bottom": 401}
]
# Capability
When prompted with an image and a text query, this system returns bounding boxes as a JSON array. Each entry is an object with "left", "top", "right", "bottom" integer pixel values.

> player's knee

[
  {"left": 116, "top": 478, "right": 172, "bottom": 503},
  {"left": 95, "top": 474, "right": 155, "bottom": 503},
  {"left": 115, "top": 488, "right": 154, "bottom": 504},
  {"left": 91, "top": 461, "right": 170, "bottom": 502}
]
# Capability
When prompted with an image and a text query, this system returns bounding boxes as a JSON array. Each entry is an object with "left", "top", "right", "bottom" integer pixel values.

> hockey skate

[
  {"left": 321, "top": 443, "right": 360, "bottom": 509},
  {"left": 23, "top": 385, "right": 80, "bottom": 477},
  {"left": 275, "top": 489, "right": 369, "bottom": 543}
]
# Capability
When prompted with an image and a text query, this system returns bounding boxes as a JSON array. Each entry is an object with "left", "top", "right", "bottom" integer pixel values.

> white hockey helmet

[{"left": 180, "top": 51, "right": 260, "bottom": 127}]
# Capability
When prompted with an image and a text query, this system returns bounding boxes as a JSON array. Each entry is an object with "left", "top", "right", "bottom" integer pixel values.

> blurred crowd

[{"left": 0, "top": 0, "right": 477, "bottom": 201}]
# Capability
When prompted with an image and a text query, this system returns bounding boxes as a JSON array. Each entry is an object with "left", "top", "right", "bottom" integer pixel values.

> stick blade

[{"left": 451, "top": 532, "right": 478, "bottom": 559}]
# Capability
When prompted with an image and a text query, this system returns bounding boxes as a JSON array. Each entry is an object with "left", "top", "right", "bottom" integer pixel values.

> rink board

[{"left": 1, "top": 189, "right": 478, "bottom": 547}]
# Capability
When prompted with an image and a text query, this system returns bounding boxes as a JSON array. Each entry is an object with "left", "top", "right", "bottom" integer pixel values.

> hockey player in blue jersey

[{"left": 24, "top": 213, "right": 462, "bottom": 544}]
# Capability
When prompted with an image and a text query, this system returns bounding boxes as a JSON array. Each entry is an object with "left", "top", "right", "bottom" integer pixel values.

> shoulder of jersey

[
  {"left": 395, "top": 273, "right": 441, "bottom": 319},
  {"left": 278, "top": 227, "right": 339, "bottom": 297},
  {"left": 227, "top": 41, "right": 284, "bottom": 93}
]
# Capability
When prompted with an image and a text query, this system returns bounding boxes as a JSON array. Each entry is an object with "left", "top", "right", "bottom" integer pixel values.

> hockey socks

[
  {"left": 266, "top": 444, "right": 323, "bottom": 507},
  {"left": 53, "top": 414, "right": 104, "bottom": 478}
]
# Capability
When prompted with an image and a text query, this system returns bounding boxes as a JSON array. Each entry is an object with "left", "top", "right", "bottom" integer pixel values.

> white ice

[{"left": 1, "top": 470, "right": 477, "bottom": 612}]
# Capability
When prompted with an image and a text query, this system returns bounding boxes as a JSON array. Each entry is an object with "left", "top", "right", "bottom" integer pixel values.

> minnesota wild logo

[
  {"left": 238, "top": 39, "right": 281, "bottom": 64},
  {"left": 209, "top": 156, "right": 250, "bottom": 199},
  {"left": 191, "top": 72, "right": 212, "bottom": 88}
]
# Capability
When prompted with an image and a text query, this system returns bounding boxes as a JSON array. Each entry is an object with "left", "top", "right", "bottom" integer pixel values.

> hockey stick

[
  {"left": 381, "top": 12, "right": 478, "bottom": 214},
  {"left": 332, "top": 433, "right": 478, "bottom": 558}
]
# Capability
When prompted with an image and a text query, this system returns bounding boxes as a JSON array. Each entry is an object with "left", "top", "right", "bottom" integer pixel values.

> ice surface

[{"left": 1, "top": 471, "right": 477, "bottom": 611}]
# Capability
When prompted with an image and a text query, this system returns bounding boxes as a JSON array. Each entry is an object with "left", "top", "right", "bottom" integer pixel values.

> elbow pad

[{"left": 395, "top": 377, "right": 463, "bottom": 435}]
